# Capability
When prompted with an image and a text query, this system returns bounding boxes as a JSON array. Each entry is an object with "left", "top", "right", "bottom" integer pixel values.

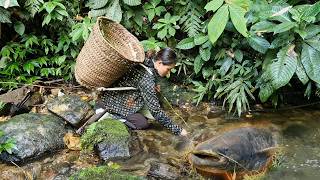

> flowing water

[{"left": 1, "top": 104, "right": 320, "bottom": 180}]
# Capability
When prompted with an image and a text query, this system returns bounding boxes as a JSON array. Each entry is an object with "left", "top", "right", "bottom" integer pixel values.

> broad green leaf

[
  {"left": 269, "top": 45, "right": 298, "bottom": 89},
  {"left": 259, "top": 82, "right": 273, "bottom": 103},
  {"left": 194, "top": 55, "right": 204, "bottom": 74},
  {"left": 45, "top": 2, "right": 56, "bottom": 13},
  {"left": 157, "top": 27, "right": 167, "bottom": 39},
  {"left": 296, "top": 58, "right": 309, "bottom": 85},
  {"left": 305, "top": 25, "right": 320, "bottom": 39},
  {"left": 227, "top": 0, "right": 250, "bottom": 11},
  {"left": 207, "top": 5, "right": 229, "bottom": 44},
  {"left": 301, "top": 43, "right": 320, "bottom": 84},
  {"left": 123, "top": 0, "right": 141, "bottom": 6},
  {"left": 0, "top": 7, "right": 11, "bottom": 23},
  {"left": 304, "top": 37, "right": 320, "bottom": 52},
  {"left": 89, "top": 8, "right": 108, "bottom": 17},
  {"left": 176, "top": 37, "right": 195, "bottom": 49},
  {"left": 14, "top": 21, "right": 25, "bottom": 36},
  {"left": 272, "top": 21, "right": 296, "bottom": 34},
  {"left": 251, "top": 21, "right": 275, "bottom": 33},
  {"left": 105, "top": 0, "right": 122, "bottom": 23},
  {"left": 229, "top": 4, "right": 248, "bottom": 37},
  {"left": 0, "top": 0, "right": 19, "bottom": 8},
  {"left": 247, "top": 35, "right": 270, "bottom": 54},
  {"left": 234, "top": 50, "right": 243, "bottom": 62},
  {"left": 220, "top": 57, "right": 233, "bottom": 76},
  {"left": 194, "top": 34, "right": 208, "bottom": 45},
  {"left": 87, "top": 0, "right": 108, "bottom": 9},
  {"left": 270, "top": 33, "right": 294, "bottom": 49},
  {"left": 200, "top": 47, "right": 211, "bottom": 61},
  {"left": 204, "top": 0, "right": 224, "bottom": 12},
  {"left": 304, "top": 82, "right": 312, "bottom": 99}
]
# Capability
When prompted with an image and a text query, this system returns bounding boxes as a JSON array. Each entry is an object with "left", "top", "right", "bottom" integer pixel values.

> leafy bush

[{"left": 1, "top": 0, "right": 320, "bottom": 116}]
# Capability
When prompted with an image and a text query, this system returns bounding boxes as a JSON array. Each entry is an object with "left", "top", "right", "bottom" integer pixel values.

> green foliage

[
  {"left": 69, "top": 165, "right": 144, "bottom": 180},
  {"left": 206, "top": 0, "right": 250, "bottom": 44},
  {"left": 152, "top": 13, "right": 180, "bottom": 39},
  {"left": 0, "top": 0, "right": 19, "bottom": 9},
  {"left": 0, "top": 130, "right": 17, "bottom": 154}
]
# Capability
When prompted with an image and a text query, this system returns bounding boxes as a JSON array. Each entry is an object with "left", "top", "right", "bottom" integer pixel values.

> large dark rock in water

[
  {"left": 0, "top": 113, "right": 68, "bottom": 163},
  {"left": 188, "top": 127, "right": 277, "bottom": 179},
  {"left": 47, "top": 95, "right": 93, "bottom": 127}
]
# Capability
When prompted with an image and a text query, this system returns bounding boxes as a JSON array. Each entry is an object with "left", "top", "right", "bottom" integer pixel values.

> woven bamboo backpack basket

[{"left": 75, "top": 17, "right": 145, "bottom": 88}]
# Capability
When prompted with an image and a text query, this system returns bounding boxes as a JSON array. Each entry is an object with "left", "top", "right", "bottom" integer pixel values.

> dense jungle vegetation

[{"left": 1, "top": 0, "right": 320, "bottom": 116}]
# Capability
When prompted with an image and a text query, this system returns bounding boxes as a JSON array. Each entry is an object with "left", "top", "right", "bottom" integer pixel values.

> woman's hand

[
  {"left": 180, "top": 129, "right": 188, "bottom": 136},
  {"left": 155, "top": 85, "right": 161, "bottom": 93}
]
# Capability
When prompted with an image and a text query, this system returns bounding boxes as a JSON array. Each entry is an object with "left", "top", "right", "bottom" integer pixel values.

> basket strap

[
  {"left": 97, "top": 87, "right": 137, "bottom": 91},
  {"left": 139, "top": 64, "right": 153, "bottom": 75}
]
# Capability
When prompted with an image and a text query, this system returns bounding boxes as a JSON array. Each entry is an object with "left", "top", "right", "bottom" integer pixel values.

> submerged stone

[
  {"left": 0, "top": 113, "right": 68, "bottom": 163},
  {"left": 69, "top": 166, "right": 144, "bottom": 180},
  {"left": 81, "top": 119, "right": 139, "bottom": 161},
  {"left": 47, "top": 95, "right": 93, "bottom": 126},
  {"left": 147, "top": 162, "right": 180, "bottom": 180}
]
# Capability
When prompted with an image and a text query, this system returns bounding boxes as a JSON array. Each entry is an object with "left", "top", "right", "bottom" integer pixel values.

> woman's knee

[{"left": 126, "top": 113, "right": 149, "bottom": 129}]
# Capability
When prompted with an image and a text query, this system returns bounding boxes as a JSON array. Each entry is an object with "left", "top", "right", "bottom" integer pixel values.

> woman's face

[{"left": 154, "top": 60, "right": 175, "bottom": 77}]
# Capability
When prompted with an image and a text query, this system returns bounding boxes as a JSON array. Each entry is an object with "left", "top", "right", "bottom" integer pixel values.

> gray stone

[
  {"left": 0, "top": 113, "right": 68, "bottom": 163},
  {"left": 147, "top": 162, "right": 180, "bottom": 180},
  {"left": 47, "top": 95, "right": 93, "bottom": 127}
]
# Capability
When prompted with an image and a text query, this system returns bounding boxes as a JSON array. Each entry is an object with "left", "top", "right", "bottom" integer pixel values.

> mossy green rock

[
  {"left": 69, "top": 166, "right": 144, "bottom": 180},
  {"left": 0, "top": 113, "right": 68, "bottom": 163},
  {"left": 47, "top": 95, "right": 93, "bottom": 126},
  {"left": 81, "top": 119, "right": 132, "bottom": 161}
]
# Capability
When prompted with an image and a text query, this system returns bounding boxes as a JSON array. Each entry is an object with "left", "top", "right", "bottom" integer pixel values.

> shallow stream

[{"left": 1, "top": 105, "right": 320, "bottom": 180}]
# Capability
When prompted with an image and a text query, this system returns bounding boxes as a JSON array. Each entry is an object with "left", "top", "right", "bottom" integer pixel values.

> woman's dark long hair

[{"left": 155, "top": 47, "right": 177, "bottom": 65}]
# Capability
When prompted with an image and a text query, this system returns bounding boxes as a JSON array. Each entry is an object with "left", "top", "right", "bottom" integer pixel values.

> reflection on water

[{"left": 1, "top": 107, "right": 320, "bottom": 179}]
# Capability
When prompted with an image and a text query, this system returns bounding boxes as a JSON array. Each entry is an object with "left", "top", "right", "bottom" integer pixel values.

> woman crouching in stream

[{"left": 77, "top": 48, "right": 188, "bottom": 136}]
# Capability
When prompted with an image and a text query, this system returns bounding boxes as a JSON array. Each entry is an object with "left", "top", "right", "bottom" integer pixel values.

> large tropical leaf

[
  {"left": 272, "top": 21, "right": 296, "bottom": 34},
  {"left": 247, "top": 35, "right": 270, "bottom": 54},
  {"left": 259, "top": 82, "right": 273, "bottom": 103},
  {"left": 204, "top": 0, "right": 224, "bottom": 12},
  {"left": 176, "top": 37, "right": 195, "bottom": 50},
  {"left": 296, "top": 58, "right": 309, "bottom": 85},
  {"left": 122, "top": 0, "right": 141, "bottom": 6},
  {"left": 0, "top": 7, "right": 11, "bottom": 23},
  {"left": 269, "top": 45, "right": 298, "bottom": 89},
  {"left": 86, "top": 0, "right": 108, "bottom": 9},
  {"left": 194, "top": 55, "right": 204, "bottom": 74},
  {"left": 301, "top": 43, "right": 320, "bottom": 84},
  {"left": 207, "top": 5, "right": 229, "bottom": 44},
  {"left": 229, "top": 4, "right": 248, "bottom": 37},
  {"left": 105, "top": 0, "right": 122, "bottom": 23}
]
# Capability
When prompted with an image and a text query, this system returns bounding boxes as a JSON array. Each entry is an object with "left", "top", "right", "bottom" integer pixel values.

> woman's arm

[{"left": 138, "top": 75, "right": 182, "bottom": 135}]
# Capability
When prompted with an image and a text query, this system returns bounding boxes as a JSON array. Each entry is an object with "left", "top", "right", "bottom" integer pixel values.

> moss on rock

[
  {"left": 69, "top": 166, "right": 144, "bottom": 180},
  {"left": 80, "top": 119, "right": 130, "bottom": 152}
]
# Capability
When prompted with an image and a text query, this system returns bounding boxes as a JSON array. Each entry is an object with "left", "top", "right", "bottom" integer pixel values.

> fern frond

[
  {"left": 24, "top": 0, "right": 43, "bottom": 17},
  {"left": 179, "top": 2, "right": 205, "bottom": 37}
]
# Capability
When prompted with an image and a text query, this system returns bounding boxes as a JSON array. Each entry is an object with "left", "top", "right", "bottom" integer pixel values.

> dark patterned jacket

[{"left": 100, "top": 60, "right": 182, "bottom": 135}]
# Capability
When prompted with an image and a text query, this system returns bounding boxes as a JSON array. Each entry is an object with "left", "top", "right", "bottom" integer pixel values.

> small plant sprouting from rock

[{"left": 0, "top": 130, "right": 17, "bottom": 154}]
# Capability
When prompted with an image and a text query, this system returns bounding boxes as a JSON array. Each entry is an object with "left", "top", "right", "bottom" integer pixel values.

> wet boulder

[
  {"left": 147, "top": 162, "right": 180, "bottom": 180},
  {"left": 0, "top": 113, "right": 68, "bottom": 163},
  {"left": 47, "top": 95, "right": 93, "bottom": 127},
  {"left": 81, "top": 119, "right": 140, "bottom": 161},
  {"left": 188, "top": 127, "right": 277, "bottom": 179}
]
